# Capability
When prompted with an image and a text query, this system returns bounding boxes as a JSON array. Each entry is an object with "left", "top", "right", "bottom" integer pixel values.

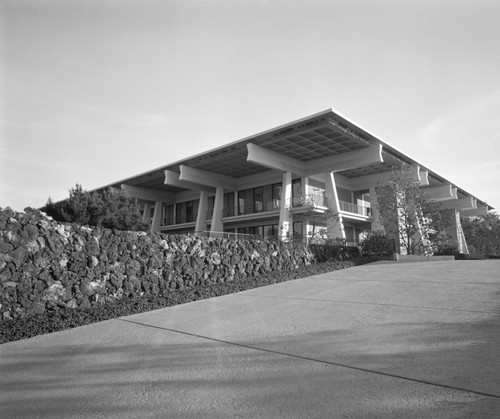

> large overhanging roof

[{"left": 100, "top": 108, "right": 490, "bottom": 209}]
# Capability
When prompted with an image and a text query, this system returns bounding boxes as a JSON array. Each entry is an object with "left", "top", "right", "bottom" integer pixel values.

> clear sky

[{"left": 2, "top": 0, "right": 499, "bottom": 212}]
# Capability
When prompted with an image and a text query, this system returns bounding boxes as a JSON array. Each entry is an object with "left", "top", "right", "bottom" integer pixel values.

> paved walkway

[{"left": 1, "top": 260, "right": 499, "bottom": 418}]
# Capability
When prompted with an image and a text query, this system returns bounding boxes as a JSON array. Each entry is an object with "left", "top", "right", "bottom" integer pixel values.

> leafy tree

[
  {"left": 461, "top": 212, "right": 500, "bottom": 258},
  {"left": 376, "top": 164, "right": 445, "bottom": 255},
  {"left": 42, "top": 184, "right": 149, "bottom": 231},
  {"left": 292, "top": 187, "right": 340, "bottom": 244}
]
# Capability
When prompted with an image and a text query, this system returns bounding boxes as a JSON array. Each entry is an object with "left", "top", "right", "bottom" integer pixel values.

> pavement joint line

[
  {"left": 118, "top": 318, "right": 500, "bottom": 401},
  {"left": 241, "top": 294, "right": 500, "bottom": 315},
  {"left": 317, "top": 279, "right": 499, "bottom": 286}
]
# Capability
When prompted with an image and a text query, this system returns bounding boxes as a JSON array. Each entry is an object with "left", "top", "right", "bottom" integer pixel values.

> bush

[
  {"left": 42, "top": 184, "right": 148, "bottom": 231},
  {"left": 309, "top": 243, "right": 360, "bottom": 263},
  {"left": 360, "top": 231, "right": 394, "bottom": 257}
]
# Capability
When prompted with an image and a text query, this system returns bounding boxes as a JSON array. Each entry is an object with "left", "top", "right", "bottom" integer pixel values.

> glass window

[
  {"left": 254, "top": 187, "right": 263, "bottom": 212},
  {"left": 238, "top": 190, "right": 246, "bottom": 215},
  {"left": 224, "top": 192, "right": 235, "bottom": 217},
  {"left": 175, "top": 202, "right": 184, "bottom": 224}
]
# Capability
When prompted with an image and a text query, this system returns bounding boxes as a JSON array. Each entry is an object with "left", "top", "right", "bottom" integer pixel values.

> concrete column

[
  {"left": 195, "top": 191, "right": 208, "bottom": 233},
  {"left": 324, "top": 172, "right": 346, "bottom": 241},
  {"left": 444, "top": 209, "right": 469, "bottom": 255},
  {"left": 151, "top": 201, "right": 163, "bottom": 233},
  {"left": 142, "top": 203, "right": 151, "bottom": 224},
  {"left": 210, "top": 186, "right": 224, "bottom": 237},
  {"left": 369, "top": 186, "right": 384, "bottom": 231},
  {"left": 278, "top": 172, "right": 293, "bottom": 241}
]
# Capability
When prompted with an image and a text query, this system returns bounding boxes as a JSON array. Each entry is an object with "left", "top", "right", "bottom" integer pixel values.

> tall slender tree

[{"left": 376, "top": 164, "right": 444, "bottom": 255}]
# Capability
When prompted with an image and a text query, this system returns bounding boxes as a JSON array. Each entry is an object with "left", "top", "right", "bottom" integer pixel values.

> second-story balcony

[
  {"left": 206, "top": 200, "right": 281, "bottom": 220},
  {"left": 339, "top": 200, "right": 371, "bottom": 217}
]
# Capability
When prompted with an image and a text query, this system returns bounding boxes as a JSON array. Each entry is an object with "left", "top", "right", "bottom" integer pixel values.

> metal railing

[
  {"left": 162, "top": 213, "right": 197, "bottom": 226},
  {"left": 206, "top": 200, "right": 281, "bottom": 219},
  {"left": 190, "top": 231, "right": 261, "bottom": 240},
  {"left": 339, "top": 200, "right": 371, "bottom": 216},
  {"left": 292, "top": 194, "right": 327, "bottom": 208}
]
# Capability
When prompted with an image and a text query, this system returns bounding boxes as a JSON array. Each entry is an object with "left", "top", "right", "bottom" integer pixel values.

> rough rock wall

[{"left": 0, "top": 208, "right": 313, "bottom": 321}]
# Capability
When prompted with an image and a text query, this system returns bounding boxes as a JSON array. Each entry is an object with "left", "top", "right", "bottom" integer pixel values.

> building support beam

[
  {"left": 247, "top": 143, "right": 384, "bottom": 177},
  {"left": 247, "top": 143, "right": 306, "bottom": 176},
  {"left": 439, "top": 197, "right": 477, "bottom": 211},
  {"left": 164, "top": 170, "right": 215, "bottom": 193},
  {"left": 306, "top": 145, "right": 384, "bottom": 176},
  {"left": 179, "top": 165, "right": 237, "bottom": 191},
  {"left": 461, "top": 206, "right": 489, "bottom": 217},
  {"left": 121, "top": 184, "right": 175, "bottom": 203},
  {"left": 349, "top": 165, "right": 429, "bottom": 190},
  {"left": 411, "top": 166, "right": 430, "bottom": 187},
  {"left": 324, "top": 173, "right": 346, "bottom": 241},
  {"left": 278, "top": 172, "right": 293, "bottom": 241},
  {"left": 428, "top": 185, "right": 458, "bottom": 201}
]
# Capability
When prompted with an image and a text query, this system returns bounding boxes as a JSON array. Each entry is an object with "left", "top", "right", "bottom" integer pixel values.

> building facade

[{"left": 98, "top": 109, "right": 492, "bottom": 254}]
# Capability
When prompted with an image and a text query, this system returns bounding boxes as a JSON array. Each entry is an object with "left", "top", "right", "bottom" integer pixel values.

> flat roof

[{"left": 97, "top": 108, "right": 492, "bottom": 209}]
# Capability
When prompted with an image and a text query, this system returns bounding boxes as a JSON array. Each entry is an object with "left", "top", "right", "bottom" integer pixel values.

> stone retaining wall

[{"left": 0, "top": 208, "right": 313, "bottom": 321}]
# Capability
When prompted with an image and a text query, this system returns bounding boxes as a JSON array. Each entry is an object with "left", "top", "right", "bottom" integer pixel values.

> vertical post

[
  {"left": 195, "top": 191, "right": 208, "bottom": 234},
  {"left": 278, "top": 172, "right": 293, "bottom": 241},
  {"left": 142, "top": 203, "right": 151, "bottom": 224},
  {"left": 210, "top": 186, "right": 224, "bottom": 237},
  {"left": 324, "top": 172, "right": 346, "bottom": 241},
  {"left": 151, "top": 201, "right": 163, "bottom": 233}
]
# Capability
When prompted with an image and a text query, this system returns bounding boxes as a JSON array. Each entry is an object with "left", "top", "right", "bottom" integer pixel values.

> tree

[
  {"left": 292, "top": 187, "right": 340, "bottom": 244},
  {"left": 42, "top": 184, "right": 149, "bottom": 231},
  {"left": 376, "top": 164, "right": 445, "bottom": 255},
  {"left": 461, "top": 212, "right": 500, "bottom": 258}
]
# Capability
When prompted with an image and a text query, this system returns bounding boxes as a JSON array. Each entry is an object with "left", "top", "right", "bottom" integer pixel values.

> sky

[{"left": 1, "top": 0, "right": 500, "bottom": 213}]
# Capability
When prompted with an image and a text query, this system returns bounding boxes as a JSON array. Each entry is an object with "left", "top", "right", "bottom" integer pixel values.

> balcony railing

[
  {"left": 292, "top": 194, "right": 327, "bottom": 208},
  {"left": 189, "top": 231, "right": 261, "bottom": 240},
  {"left": 339, "top": 200, "right": 371, "bottom": 217},
  {"left": 162, "top": 213, "right": 197, "bottom": 226},
  {"left": 206, "top": 200, "right": 281, "bottom": 219}
]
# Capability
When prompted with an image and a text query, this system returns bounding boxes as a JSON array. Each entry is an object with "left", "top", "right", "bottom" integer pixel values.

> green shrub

[
  {"left": 360, "top": 231, "right": 394, "bottom": 257},
  {"left": 42, "top": 184, "right": 148, "bottom": 231}
]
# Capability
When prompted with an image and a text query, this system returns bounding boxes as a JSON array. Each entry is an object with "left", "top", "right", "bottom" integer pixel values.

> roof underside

[{"left": 102, "top": 109, "right": 489, "bottom": 208}]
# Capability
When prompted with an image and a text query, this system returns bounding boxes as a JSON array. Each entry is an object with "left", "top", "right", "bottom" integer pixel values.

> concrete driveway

[{"left": 1, "top": 260, "right": 499, "bottom": 418}]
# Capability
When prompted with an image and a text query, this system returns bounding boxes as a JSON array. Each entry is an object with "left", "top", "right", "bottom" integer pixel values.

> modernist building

[{"left": 98, "top": 109, "right": 492, "bottom": 254}]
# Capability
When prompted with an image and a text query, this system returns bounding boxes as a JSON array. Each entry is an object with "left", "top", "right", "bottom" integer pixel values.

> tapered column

[
  {"left": 142, "top": 203, "right": 151, "bottom": 224},
  {"left": 151, "top": 201, "right": 163, "bottom": 233},
  {"left": 210, "top": 187, "right": 224, "bottom": 237},
  {"left": 324, "top": 172, "right": 346, "bottom": 240},
  {"left": 278, "top": 172, "right": 293, "bottom": 241},
  {"left": 443, "top": 209, "right": 469, "bottom": 255},
  {"left": 195, "top": 191, "right": 208, "bottom": 233}
]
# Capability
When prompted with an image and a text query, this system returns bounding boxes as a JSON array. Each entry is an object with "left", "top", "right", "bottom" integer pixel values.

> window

[
  {"left": 175, "top": 200, "right": 199, "bottom": 224},
  {"left": 272, "top": 183, "right": 282, "bottom": 210},
  {"left": 207, "top": 196, "right": 215, "bottom": 220},
  {"left": 163, "top": 204, "right": 174, "bottom": 225},
  {"left": 292, "top": 178, "right": 302, "bottom": 207},
  {"left": 224, "top": 192, "right": 235, "bottom": 217},
  {"left": 254, "top": 187, "right": 263, "bottom": 212}
]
